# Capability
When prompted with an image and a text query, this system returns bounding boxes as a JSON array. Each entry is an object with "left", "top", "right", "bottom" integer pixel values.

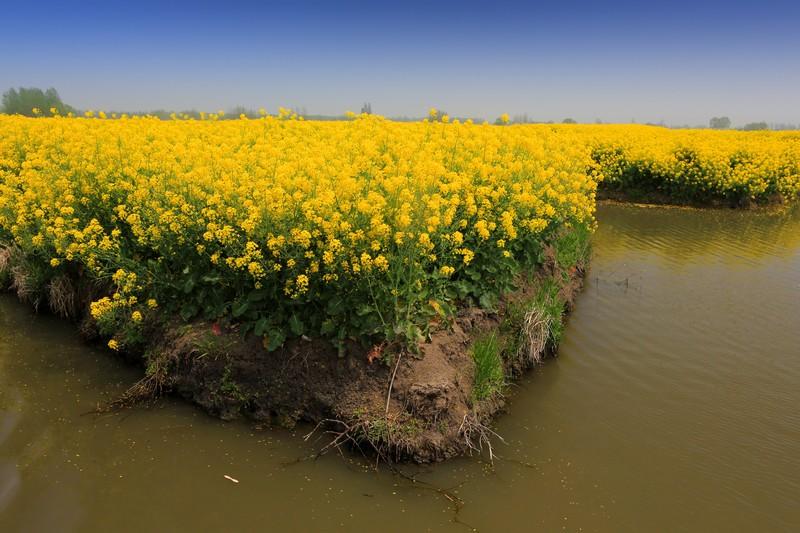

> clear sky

[{"left": 2, "top": 0, "right": 798, "bottom": 125}]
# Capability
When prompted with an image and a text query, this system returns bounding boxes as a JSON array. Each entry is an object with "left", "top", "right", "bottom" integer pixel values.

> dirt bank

[
  {"left": 596, "top": 187, "right": 788, "bottom": 209},
  {"left": 144, "top": 248, "right": 584, "bottom": 463}
]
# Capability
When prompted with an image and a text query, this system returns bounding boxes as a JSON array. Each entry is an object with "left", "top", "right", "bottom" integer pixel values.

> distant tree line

[
  {"left": 1, "top": 87, "right": 75, "bottom": 116},
  {"left": 2, "top": 87, "right": 797, "bottom": 130},
  {"left": 506, "top": 114, "right": 579, "bottom": 124},
  {"left": 741, "top": 121, "right": 769, "bottom": 131},
  {"left": 709, "top": 116, "right": 786, "bottom": 131}
]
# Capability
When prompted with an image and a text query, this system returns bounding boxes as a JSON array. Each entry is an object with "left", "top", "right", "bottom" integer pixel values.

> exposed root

[
  {"left": 516, "top": 306, "right": 552, "bottom": 365},
  {"left": 95, "top": 355, "right": 172, "bottom": 412},
  {"left": 303, "top": 418, "right": 370, "bottom": 460},
  {"left": 97, "top": 373, "right": 165, "bottom": 412},
  {"left": 303, "top": 413, "right": 423, "bottom": 465},
  {"left": 458, "top": 412, "right": 506, "bottom": 465}
]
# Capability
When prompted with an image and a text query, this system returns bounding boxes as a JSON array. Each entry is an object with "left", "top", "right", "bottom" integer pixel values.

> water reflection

[{"left": 596, "top": 204, "right": 800, "bottom": 267}]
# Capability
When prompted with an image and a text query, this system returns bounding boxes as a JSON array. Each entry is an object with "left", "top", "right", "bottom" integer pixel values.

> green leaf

[
  {"left": 265, "top": 328, "right": 286, "bottom": 351},
  {"left": 288, "top": 314, "right": 304, "bottom": 336},
  {"left": 454, "top": 280, "right": 472, "bottom": 298},
  {"left": 248, "top": 289, "right": 268, "bottom": 302},
  {"left": 253, "top": 317, "right": 268, "bottom": 337},
  {"left": 326, "top": 295, "right": 345, "bottom": 315},
  {"left": 232, "top": 300, "right": 249, "bottom": 318},
  {"left": 180, "top": 304, "right": 198, "bottom": 321},
  {"left": 183, "top": 277, "right": 195, "bottom": 293},
  {"left": 478, "top": 292, "right": 497, "bottom": 310}
]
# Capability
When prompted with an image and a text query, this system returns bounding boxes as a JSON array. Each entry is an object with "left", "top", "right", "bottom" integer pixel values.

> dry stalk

[
  {"left": 48, "top": 274, "right": 78, "bottom": 318},
  {"left": 385, "top": 351, "right": 403, "bottom": 414},
  {"left": 0, "top": 245, "right": 12, "bottom": 275},
  {"left": 517, "top": 306, "right": 551, "bottom": 365},
  {"left": 10, "top": 263, "right": 40, "bottom": 310}
]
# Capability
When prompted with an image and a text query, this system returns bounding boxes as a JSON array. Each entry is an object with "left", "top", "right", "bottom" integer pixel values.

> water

[{"left": 2, "top": 203, "right": 799, "bottom": 532}]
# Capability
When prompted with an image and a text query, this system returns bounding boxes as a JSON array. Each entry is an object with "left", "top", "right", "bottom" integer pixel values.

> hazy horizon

[{"left": 2, "top": 0, "right": 799, "bottom": 126}]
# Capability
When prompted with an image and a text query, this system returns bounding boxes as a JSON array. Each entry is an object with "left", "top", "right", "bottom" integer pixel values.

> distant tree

[
  {"left": 493, "top": 113, "right": 510, "bottom": 125},
  {"left": 427, "top": 107, "right": 449, "bottom": 122},
  {"left": 742, "top": 121, "right": 769, "bottom": 131},
  {"left": 562, "top": 118, "right": 576, "bottom": 124},
  {"left": 709, "top": 116, "right": 731, "bottom": 129},
  {"left": 229, "top": 105, "right": 260, "bottom": 119},
  {"left": 360, "top": 102, "right": 372, "bottom": 114},
  {"left": 1, "top": 87, "right": 75, "bottom": 116}
]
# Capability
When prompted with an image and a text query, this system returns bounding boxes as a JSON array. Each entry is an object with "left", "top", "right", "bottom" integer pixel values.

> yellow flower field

[
  {"left": 0, "top": 114, "right": 596, "bottom": 350},
  {"left": 1, "top": 114, "right": 798, "bottom": 351},
  {"left": 586, "top": 124, "right": 800, "bottom": 203}
]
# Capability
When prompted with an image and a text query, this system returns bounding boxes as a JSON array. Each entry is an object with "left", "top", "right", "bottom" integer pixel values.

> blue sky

[{"left": 2, "top": 0, "right": 798, "bottom": 125}]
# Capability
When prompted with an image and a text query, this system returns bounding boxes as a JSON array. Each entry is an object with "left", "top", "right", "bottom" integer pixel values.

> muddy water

[{"left": 2, "top": 203, "right": 799, "bottom": 532}]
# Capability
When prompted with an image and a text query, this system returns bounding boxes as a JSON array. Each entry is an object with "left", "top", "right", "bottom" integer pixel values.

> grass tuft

[
  {"left": 471, "top": 333, "right": 505, "bottom": 401},
  {"left": 554, "top": 223, "right": 592, "bottom": 270},
  {"left": 532, "top": 278, "right": 566, "bottom": 345}
]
